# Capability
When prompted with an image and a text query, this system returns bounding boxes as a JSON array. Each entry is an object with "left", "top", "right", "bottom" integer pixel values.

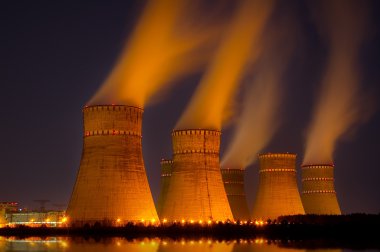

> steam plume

[
  {"left": 88, "top": 0, "right": 220, "bottom": 108},
  {"left": 303, "top": 0, "right": 371, "bottom": 165},
  {"left": 175, "top": 0, "right": 274, "bottom": 130},
  {"left": 222, "top": 14, "right": 296, "bottom": 169}
]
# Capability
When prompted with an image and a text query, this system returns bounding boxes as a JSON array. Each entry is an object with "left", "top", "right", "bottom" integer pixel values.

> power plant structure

[
  {"left": 156, "top": 159, "right": 173, "bottom": 219},
  {"left": 301, "top": 164, "right": 341, "bottom": 214},
  {"left": 161, "top": 129, "right": 233, "bottom": 222},
  {"left": 67, "top": 105, "right": 158, "bottom": 226},
  {"left": 252, "top": 153, "right": 305, "bottom": 220},
  {"left": 221, "top": 168, "right": 250, "bottom": 221}
]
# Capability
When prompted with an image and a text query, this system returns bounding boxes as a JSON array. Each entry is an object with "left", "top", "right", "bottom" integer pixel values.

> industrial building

[
  {"left": 67, "top": 105, "right": 158, "bottom": 226},
  {"left": 252, "top": 153, "right": 305, "bottom": 220},
  {"left": 161, "top": 129, "right": 233, "bottom": 222},
  {"left": 0, "top": 202, "right": 66, "bottom": 227},
  {"left": 4, "top": 211, "right": 66, "bottom": 227},
  {"left": 156, "top": 159, "right": 173, "bottom": 219},
  {"left": 221, "top": 168, "right": 250, "bottom": 221},
  {"left": 301, "top": 164, "right": 341, "bottom": 214}
]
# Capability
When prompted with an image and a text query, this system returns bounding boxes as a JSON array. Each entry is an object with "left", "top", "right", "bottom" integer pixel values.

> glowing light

[
  {"left": 61, "top": 241, "right": 68, "bottom": 248},
  {"left": 208, "top": 220, "right": 212, "bottom": 225},
  {"left": 116, "top": 218, "right": 121, "bottom": 223},
  {"left": 61, "top": 217, "right": 68, "bottom": 223},
  {"left": 151, "top": 218, "right": 156, "bottom": 223},
  {"left": 163, "top": 218, "right": 167, "bottom": 223},
  {"left": 190, "top": 219, "right": 194, "bottom": 224},
  {"left": 303, "top": 0, "right": 372, "bottom": 165},
  {"left": 89, "top": 0, "right": 217, "bottom": 108},
  {"left": 175, "top": 0, "right": 275, "bottom": 130},
  {"left": 181, "top": 219, "right": 185, "bottom": 224}
]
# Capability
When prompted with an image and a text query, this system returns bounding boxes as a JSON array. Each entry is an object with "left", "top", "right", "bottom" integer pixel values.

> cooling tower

[
  {"left": 221, "top": 168, "right": 250, "bottom": 221},
  {"left": 252, "top": 153, "right": 305, "bottom": 220},
  {"left": 67, "top": 105, "right": 158, "bottom": 226},
  {"left": 161, "top": 129, "right": 233, "bottom": 222},
  {"left": 156, "top": 159, "right": 173, "bottom": 219},
  {"left": 301, "top": 164, "right": 341, "bottom": 214}
]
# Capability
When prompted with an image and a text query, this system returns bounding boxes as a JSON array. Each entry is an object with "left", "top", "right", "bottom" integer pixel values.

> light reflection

[{"left": 0, "top": 237, "right": 345, "bottom": 252}]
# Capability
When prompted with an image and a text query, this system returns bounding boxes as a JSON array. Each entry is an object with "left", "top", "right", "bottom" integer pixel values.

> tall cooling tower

[
  {"left": 301, "top": 164, "right": 341, "bottom": 214},
  {"left": 161, "top": 129, "right": 233, "bottom": 222},
  {"left": 67, "top": 105, "right": 158, "bottom": 226},
  {"left": 221, "top": 168, "right": 250, "bottom": 221},
  {"left": 252, "top": 153, "right": 305, "bottom": 220},
  {"left": 156, "top": 159, "right": 173, "bottom": 219}
]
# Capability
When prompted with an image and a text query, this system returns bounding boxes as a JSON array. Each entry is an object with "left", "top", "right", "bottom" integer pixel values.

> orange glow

[
  {"left": 175, "top": 0, "right": 274, "bottom": 130},
  {"left": 88, "top": 0, "right": 221, "bottom": 108},
  {"left": 221, "top": 14, "right": 296, "bottom": 169},
  {"left": 304, "top": 0, "right": 372, "bottom": 165}
]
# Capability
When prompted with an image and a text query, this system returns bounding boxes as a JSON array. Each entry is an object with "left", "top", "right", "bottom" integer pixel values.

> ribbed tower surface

[
  {"left": 252, "top": 153, "right": 305, "bottom": 220},
  {"left": 156, "top": 159, "right": 173, "bottom": 219},
  {"left": 161, "top": 129, "right": 233, "bottom": 222},
  {"left": 221, "top": 168, "right": 250, "bottom": 221},
  {"left": 67, "top": 105, "right": 158, "bottom": 226},
  {"left": 301, "top": 164, "right": 341, "bottom": 215}
]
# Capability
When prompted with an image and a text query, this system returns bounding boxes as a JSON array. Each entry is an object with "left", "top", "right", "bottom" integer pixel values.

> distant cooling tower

[
  {"left": 156, "top": 159, "right": 173, "bottom": 219},
  {"left": 161, "top": 129, "right": 233, "bottom": 222},
  {"left": 301, "top": 164, "right": 341, "bottom": 215},
  {"left": 252, "top": 153, "right": 305, "bottom": 220},
  {"left": 67, "top": 105, "right": 158, "bottom": 226},
  {"left": 221, "top": 168, "right": 250, "bottom": 221}
]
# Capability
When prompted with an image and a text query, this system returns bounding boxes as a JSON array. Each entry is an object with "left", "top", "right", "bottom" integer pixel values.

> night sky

[{"left": 1, "top": 1, "right": 379, "bottom": 214}]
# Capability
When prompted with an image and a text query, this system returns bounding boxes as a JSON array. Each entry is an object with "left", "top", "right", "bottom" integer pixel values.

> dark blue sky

[{"left": 0, "top": 0, "right": 379, "bottom": 214}]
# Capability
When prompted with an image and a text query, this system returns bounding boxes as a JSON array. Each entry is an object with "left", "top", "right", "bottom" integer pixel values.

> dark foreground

[{"left": 0, "top": 214, "right": 379, "bottom": 250}]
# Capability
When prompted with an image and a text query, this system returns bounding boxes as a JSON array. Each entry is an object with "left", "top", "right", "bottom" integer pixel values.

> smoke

[
  {"left": 221, "top": 13, "right": 297, "bottom": 169},
  {"left": 175, "top": 0, "right": 274, "bottom": 130},
  {"left": 303, "top": 0, "right": 372, "bottom": 165},
  {"left": 88, "top": 0, "right": 222, "bottom": 108}
]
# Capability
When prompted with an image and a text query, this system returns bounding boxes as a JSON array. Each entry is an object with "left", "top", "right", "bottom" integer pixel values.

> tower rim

[
  {"left": 171, "top": 129, "right": 221, "bottom": 136},
  {"left": 83, "top": 104, "right": 144, "bottom": 111},
  {"left": 301, "top": 163, "right": 335, "bottom": 168},
  {"left": 258, "top": 152, "right": 296, "bottom": 159}
]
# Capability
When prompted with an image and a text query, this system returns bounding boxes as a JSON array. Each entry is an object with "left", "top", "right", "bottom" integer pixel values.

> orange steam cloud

[
  {"left": 88, "top": 0, "right": 220, "bottom": 108},
  {"left": 222, "top": 14, "right": 297, "bottom": 169},
  {"left": 303, "top": 0, "right": 372, "bottom": 165},
  {"left": 175, "top": 0, "right": 274, "bottom": 130}
]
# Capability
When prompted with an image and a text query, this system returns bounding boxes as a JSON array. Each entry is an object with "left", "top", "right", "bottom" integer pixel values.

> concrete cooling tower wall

[
  {"left": 67, "top": 105, "right": 158, "bottom": 226},
  {"left": 252, "top": 153, "right": 305, "bottom": 220},
  {"left": 156, "top": 159, "right": 173, "bottom": 219},
  {"left": 161, "top": 129, "right": 233, "bottom": 222},
  {"left": 221, "top": 168, "right": 250, "bottom": 221},
  {"left": 301, "top": 164, "right": 341, "bottom": 215}
]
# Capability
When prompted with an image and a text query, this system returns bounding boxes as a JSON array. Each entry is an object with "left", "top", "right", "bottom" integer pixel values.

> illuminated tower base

[
  {"left": 221, "top": 168, "right": 250, "bottom": 221},
  {"left": 252, "top": 153, "right": 305, "bottom": 220},
  {"left": 161, "top": 129, "right": 233, "bottom": 222},
  {"left": 301, "top": 164, "right": 341, "bottom": 215},
  {"left": 67, "top": 105, "right": 158, "bottom": 226}
]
